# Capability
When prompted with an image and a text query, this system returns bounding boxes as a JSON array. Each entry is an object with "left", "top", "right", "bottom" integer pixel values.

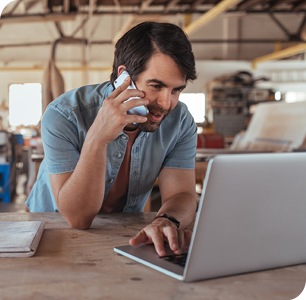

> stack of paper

[{"left": 0, "top": 221, "right": 45, "bottom": 257}]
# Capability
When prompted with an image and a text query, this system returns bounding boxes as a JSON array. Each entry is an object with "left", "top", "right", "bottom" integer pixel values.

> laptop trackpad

[{"left": 115, "top": 244, "right": 185, "bottom": 276}]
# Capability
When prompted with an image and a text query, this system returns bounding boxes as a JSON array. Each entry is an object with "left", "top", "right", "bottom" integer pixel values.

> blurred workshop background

[{"left": 0, "top": 0, "right": 306, "bottom": 212}]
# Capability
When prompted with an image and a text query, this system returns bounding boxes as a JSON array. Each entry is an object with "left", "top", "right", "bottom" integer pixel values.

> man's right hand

[
  {"left": 129, "top": 218, "right": 193, "bottom": 257},
  {"left": 87, "top": 76, "right": 148, "bottom": 146}
]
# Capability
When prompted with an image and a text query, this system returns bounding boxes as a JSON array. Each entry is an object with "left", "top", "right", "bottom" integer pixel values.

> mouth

[{"left": 148, "top": 111, "right": 164, "bottom": 122}]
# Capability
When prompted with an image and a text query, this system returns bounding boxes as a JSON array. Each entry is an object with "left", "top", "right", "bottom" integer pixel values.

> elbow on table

[{"left": 65, "top": 215, "right": 93, "bottom": 230}]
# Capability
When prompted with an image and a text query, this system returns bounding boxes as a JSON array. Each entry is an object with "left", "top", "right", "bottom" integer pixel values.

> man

[{"left": 26, "top": 22, "right": 198, "bottom": 257}]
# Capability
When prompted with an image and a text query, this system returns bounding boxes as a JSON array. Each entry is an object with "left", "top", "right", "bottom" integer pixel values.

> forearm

[
  {"left": 57, "top": 141, "right": 108, "bottom": 229},
  {"left": 156, "top": 192, "right": 197, "bottom": 230}
]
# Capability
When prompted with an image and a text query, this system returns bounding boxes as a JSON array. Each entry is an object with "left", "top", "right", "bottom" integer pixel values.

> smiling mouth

[{"left": 147, "top": 104, "right": 170, "bottom": 123}]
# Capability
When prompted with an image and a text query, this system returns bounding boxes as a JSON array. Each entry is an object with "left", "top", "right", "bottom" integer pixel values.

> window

[
  {"left": 285, "top": 91, "right": 306, "bottom": 103},
  {"left": 275, "top": 91, "right": 281, "bottom": 101},
  {"left": 179, "top": 93, "right": 205, "bottom": 123},
  {"left": 9, "top": 83, "right": 42, "bottom": 127}
]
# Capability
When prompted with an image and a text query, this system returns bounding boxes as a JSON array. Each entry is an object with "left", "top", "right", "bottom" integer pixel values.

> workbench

[{"left": 0, "top": 212, "right": 305, "bottom": 300}]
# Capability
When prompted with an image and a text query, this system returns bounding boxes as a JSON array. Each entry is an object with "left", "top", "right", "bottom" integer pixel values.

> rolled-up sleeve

[
  {"left": 162, "top": 107, "right": 197, "bottom": 170},
  {"left": 42, "top": 107, "right": 80, "bottom": 174}
]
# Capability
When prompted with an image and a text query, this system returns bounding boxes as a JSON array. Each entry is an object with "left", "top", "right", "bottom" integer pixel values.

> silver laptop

[{"left": 114, "top": 152, "right": 306, "bottom": 282}]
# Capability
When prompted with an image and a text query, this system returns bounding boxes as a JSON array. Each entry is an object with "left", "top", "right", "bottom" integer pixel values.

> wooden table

[{"left": 0, "top": 213, "right": 305, "bottom": 300}]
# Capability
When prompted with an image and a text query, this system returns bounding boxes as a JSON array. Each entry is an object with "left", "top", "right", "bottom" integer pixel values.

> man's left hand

[{"left": 129, "top": 218, "right": 192, "bottom": 257}]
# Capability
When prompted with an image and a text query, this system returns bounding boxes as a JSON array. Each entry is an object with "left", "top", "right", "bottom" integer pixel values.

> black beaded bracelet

[{"left": 153, "top": 213, "right": 180, "bottom": 228}]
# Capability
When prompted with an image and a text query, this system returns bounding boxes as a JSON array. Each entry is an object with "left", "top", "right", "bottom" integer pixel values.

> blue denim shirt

[{"left": 26, "top": 81, "right": 197, "bottom": 212}]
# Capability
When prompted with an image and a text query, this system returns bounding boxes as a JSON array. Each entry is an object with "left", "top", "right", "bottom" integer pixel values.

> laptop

[{"left": 114, "top": 152, "right": 306, "bottom": 282}]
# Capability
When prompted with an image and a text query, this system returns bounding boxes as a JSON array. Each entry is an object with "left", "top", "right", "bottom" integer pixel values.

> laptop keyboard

[{"left": 161, "top": 253, "right": 188, "bottom": 267}]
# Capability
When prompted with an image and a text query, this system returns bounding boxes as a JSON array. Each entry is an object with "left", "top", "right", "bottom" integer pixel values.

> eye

[
  {"left": 172, "top": 88, "right": 183, "bottom": 95},
  {"left": 150, "top": 84, "right": 161, "bottom": 90}
]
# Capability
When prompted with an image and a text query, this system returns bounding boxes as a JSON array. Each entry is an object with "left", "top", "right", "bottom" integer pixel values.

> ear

[{"left": 117, "top": 65, "right": 126, "bottom": 77}]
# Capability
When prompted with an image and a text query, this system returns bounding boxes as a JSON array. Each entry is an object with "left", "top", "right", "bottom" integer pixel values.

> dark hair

[{"left": 110, "top": 22, "right": 197, "bottom": 85}]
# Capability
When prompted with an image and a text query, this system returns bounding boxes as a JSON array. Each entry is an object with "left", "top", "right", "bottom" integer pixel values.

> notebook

[
  {"left": 0, "top": 221, "right": 45, "bottom": 257},
  {"left": 114, "top": 152, "right": 306, "bottom": 282}
]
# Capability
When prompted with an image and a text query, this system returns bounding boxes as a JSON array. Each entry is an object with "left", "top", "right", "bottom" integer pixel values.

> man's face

[{"left": 128, "top": 52, "right": 186, "bottom": 132}]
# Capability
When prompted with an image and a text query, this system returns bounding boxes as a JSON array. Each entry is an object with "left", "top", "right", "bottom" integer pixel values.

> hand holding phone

[{"left": 114, "top": 71, "right": 149, "bottom": 117}]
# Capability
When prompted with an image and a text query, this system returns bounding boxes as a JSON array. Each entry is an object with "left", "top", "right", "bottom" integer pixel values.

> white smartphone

[{"left": 114, "top": 70, "right": 149, "bottom": 117}]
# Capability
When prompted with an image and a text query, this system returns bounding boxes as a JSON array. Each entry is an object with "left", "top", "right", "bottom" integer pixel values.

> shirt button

[
  {"left": 118, "top": 153, "right": 122, "bottom": 158},
  {"left": 122, "top": 135, "right": 127, "bottom": 139}
]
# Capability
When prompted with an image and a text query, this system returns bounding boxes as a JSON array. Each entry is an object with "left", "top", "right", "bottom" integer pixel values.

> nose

[{"left": 156, "top": 89, "right": 172, "bottom": 110}]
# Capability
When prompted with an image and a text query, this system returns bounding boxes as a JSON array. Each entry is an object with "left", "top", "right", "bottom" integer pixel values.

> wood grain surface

[{"left": 0, "top": 212, "right": 305, "bottom": 300}]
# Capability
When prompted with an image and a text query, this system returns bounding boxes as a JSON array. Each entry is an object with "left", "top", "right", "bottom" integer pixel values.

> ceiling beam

[
  {"left": 1, "top": 38, "right": 298, "bottom": 49},
  {"left": 268, "top": 12, "right": 291, "bottom": 38},
  {"left": 252, "top": 43, "right": 306, "bottom": 68},
  {"left": 237, "top": 0, "right": 266, "bottom": 11},
  {"left": 0, "top": 41, "right": 52, "bottom": 48},
  {"left": 0, "top": 40, "right": 116, "bottom": 49},
  {"left": 74, "top": 0, "right": 80, "bottom": 11},
  {"left": 0, "top": 0, "right": 23, "bottom": 30},
  {"left": 139, "top": 0, "right": 154, "bottom": 13},
  {"left": 112, "top": 14, "right": 136, "bottom": 44},
  {"left": 71, "top": 15, "right": 89, "bottom": 37},
  {"left": 268, "top": 0, "right": 288, "bottom": 11},
  {"left": 64, "top": 0, "right": 70, "bottom": 13},
  {"left": 297, "top": 13, "right": 306, "bottom": 35},
  {"left": 20, "top": 0, "right": 26, "bottom": 13},
  {"left": 2, "top": 0, "right": 23, "bottom": 16},
  {"left": 24, "top": 0, "right": 41, "bottom": 11},
  {"left": 187, "top": 0, "right": 206, "bottom": 12},
  {"left": 54, "top": 21, "right": 65, "bottom": 37},
  {"left": 183, "top": 0, "right": 244, "bottom": 36},
  {"left": 0, "top": 9, "right": 306, "bottom": 24},
  {"left": 87, "top": 0, "right": 97, "bottom": 40},
  {"left": 164, "top": 0, "right": 180, "bottom": 14},
  {"left": 112, "top": 0, "right": 122, "bottom": 13},
  {"left": 0, "top": 14, "right": 76, "bottom": 24},
  {"left": 293, "top": 0, "right": 306, "bottom": 11},
  {"left": 0, "top": 66, "right": 112, "bottom": 72}
]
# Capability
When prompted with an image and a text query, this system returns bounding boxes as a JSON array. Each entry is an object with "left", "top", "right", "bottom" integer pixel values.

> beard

[{"left": 135, "top": 103, "right": 171, "bottom": 132}]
